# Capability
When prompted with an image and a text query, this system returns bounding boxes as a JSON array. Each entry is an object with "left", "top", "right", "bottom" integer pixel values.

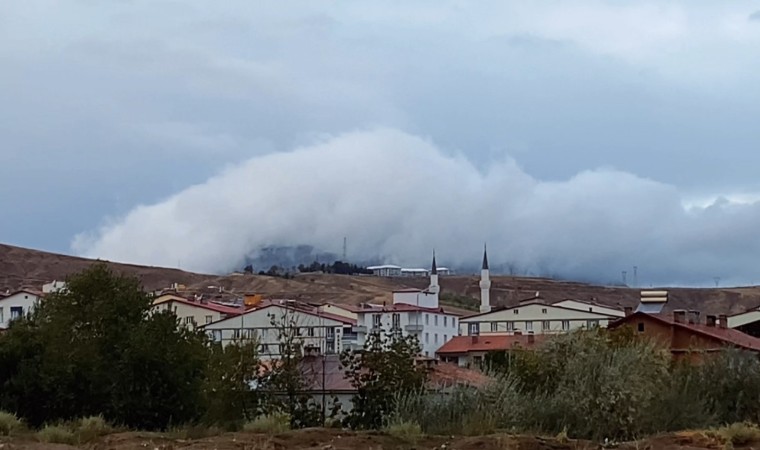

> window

[
  {"left": 372, "top": 314, "right": 382, "bottom": 328},
  {"left": 444, "top": 334, "right": 448, "bottom": 341},
  {"left": 0, "top": 307, "right": 3, "bottom": 323},
  {"left": 561, "top": 320, "right": 570, "bottom": 331},
  {"left": 233, "top": 329, "right": 240, "bottom": 339},
  {"left": 392, "top": 313, "right": 401, "bottom": 329},
  {"left": 513, "top": 309, "right": 519, "bottom": 314},
  {"left": 308, "top": 327, "right": 315, "bottom": 337},
  {"left": 184, "top": 316, "right": 195, "bottom": 326},
  {"left": 453, "top": 318, "right": 457, "bottom": 328},
  {"left": 542, "top": 308, "right": 547, "bottom": 314},
  {"left": 444, "top": 316, "right": 448, "bottom": 327},
  {"left": 506, "top": 321, "right": 514, "bottom": 331},
  {"left": 542, "top": 320, "right": 550, "bottom": 331},
  {"left": 491, "top": 322, "right": 498, "bottom": 332},
  {"left": 434, "top": 315, "right": 439, "bottom": 326},
  {"left": 588, "top": 307, "right": 593, "bottom": 312},
  {"left": 468, "top": 322, "right": 480, "bottom": 335},
  {"left": 525, "top": 321, "right": 533, "bottom": 331},
  {"left": 260, "top": 344, "right": 269, "bottom": 353},
  {"left": 637, "top": 322, "right": 645, "bottom": 332},
  {"left": 205, "top": 315, "right": 213, "bottom": 324},
  {"left": 587, "top": 319, "right": 599, "bottom": 328},
  {"left": 10, "top": 306, "right": 22, "bottom": 320},
  {"left": 212, "top": 330, "right": 222, "bottom": 342},
  {"left": 425, "top": 314, "right": 430, "bottom": 325},
  {"left": 425, "top": 332, "right": 429, "bottom": 343},
  {"left": 435, "top": 333, "right": 438, "bottom": 343}
]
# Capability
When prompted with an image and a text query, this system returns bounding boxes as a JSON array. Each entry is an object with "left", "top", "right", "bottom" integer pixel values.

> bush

[
  {"left": 244, "top": 413, "right": 291, "bottom": 434},
  {"left": 37, "top": 425, "right": 75, "bottom": 444},
  {"left": 167, "top": 424, "right": 223, "bottom": 440},
  {"left": 716, "top": 423, "right": 760, "bottom": 445},
  {"left": 74, "top": 415, "right": 113, "bottom": 443},
  {"left": 385, "top": 420, "right": 423, "bottom": 442},
  {"left": 0, "top": 411, "right": 24, "bottom": 436}
]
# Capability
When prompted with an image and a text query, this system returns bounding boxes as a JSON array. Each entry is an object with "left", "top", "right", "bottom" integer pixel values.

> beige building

[
  {"left": 151, "top": 294, "right": 241, "bottom": 329},
  {"left": 459, "top": 300, "right": 620, "bottom": 336}
]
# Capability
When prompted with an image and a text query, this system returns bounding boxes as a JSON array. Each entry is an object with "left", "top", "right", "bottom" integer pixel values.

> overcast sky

[{"left": 3, "top": 1, "right": 760, "bottom": 286}]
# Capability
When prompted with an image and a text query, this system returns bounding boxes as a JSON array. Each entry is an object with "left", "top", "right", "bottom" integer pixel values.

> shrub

[
  {"left": 37, "top": 425, "right": 75, "bottom": 444},
  {"left": 167, "top": 424, "right": 222, "bottom": 440},
  {"left": 385, "top": 420, "right": 423, "bottom": 442},
  {"left": 0, "top": 411, "right": 24, "bottom": 436},
  {"left": 74, "top": 415, "right": 113, "bottom": 443},
  {"left": 244, "top": 413, "right": 291, "bottom": 434},
  {"left": 716, "top": 422, "right": 760, "bottom": 445}
]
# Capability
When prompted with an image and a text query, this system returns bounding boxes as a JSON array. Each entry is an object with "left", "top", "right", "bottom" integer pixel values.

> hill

[{"left": 2, "top": 243, "right": 759, "bottom": 316}]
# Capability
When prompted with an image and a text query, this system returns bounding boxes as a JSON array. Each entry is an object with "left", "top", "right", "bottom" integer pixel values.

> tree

[
  {"left": 202, "top": 340, "right": 261, "bottom": 429},
  {"left": 0, "top": 263, "right": 209, "bottom": 429},
  {"left": 340, "top": 331, "right": 427, "bottom": 429}
]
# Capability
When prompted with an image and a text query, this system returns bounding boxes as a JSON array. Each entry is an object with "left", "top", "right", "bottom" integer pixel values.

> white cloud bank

[{"left": 73, "top": 129, "right": 760, "bottom": 286}]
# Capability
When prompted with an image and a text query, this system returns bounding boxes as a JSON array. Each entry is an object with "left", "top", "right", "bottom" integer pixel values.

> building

[
  {"left": 151, "top": 294, "right": 241, "bottom": 329},
  {"left": 727, "top": 306, "right": 760, "bottom": 338},
  {"left": 459, "top": 300, "right": 619, "bottom": 336},
  {"left": 353, "top": 253, "right": 461, "bottom": 356},
  {"left": 42, "top": 280, "right": 67, "bottom": 294},
  {"left": 367, "top": 265, "right": 402, "bottom": 277},
  {"left": 436, "top": 333, "right": 546, "bottom": 367},
  {"left": 202, "top": 300, "right": 358, "bottom": 359},
  {"left": 552, "top": 299, "right": 626, "bottom": 317},
  {"left": 290, "top": 354, "right": 490, "bottom": 414},
  {"left": 400, "top": 268, "right": 430, "bottom": 277},
  {"left": 315, "top": 303, "right": 359, "bottom": 321},
  {"left": 609, "top": 310, "right": 760, "bottom": 360},
  {"left": 0, "top": 289, "right": 42, "bottom": 329}
]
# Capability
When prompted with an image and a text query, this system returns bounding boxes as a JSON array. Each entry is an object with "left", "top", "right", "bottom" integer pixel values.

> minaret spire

[
  {"left": 431, "top": 250, "right": 438, "bottom": 275},
  {"left": 428, "top": 250, "right": 440, "bottom": 300},
  {"left": 479, "top": 244, "right": 492, "bottom": 314}
]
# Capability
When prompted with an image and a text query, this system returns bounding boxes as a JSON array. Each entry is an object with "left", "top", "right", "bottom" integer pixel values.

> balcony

[
  {"left": 405, "top": 324, "right": 424, "bottom": 332},
  {"left": 352, "top": 325, "right": 367, "bottom": 333}
]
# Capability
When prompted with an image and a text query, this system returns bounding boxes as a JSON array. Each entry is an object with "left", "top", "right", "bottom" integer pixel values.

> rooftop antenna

[
  {"left": 622, "top": 271, "right": 627, "bottom": 286},
  {"left": 342, "top": 237, "right": 347, "bottom": 262}
]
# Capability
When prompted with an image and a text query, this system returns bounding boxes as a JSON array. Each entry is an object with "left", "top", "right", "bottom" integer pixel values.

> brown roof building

[
  {"left": 436, "top": 332, "right": 547, "bottom": 367},
  {"left": 609, "top": 310, "right": 760, "bottom": 360}
]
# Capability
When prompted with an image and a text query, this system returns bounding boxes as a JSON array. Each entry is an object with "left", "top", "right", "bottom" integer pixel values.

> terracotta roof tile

[{"left": 436, "top": 334, "right": 547, "bottom": 354}]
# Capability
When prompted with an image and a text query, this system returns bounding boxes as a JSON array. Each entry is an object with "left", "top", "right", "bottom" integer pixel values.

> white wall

[
  {"left": 0, "top": 292, "right": 41, "bottom": 329},
  {"left": 728, "top": 310, "right": 760, "bottom": 328},
  {"left": 356, "top": 309, "right": 459, "bottom": 357},
  {"left": 459, "top": 303, "right": 615, "bottom": 335},
  {"left": 553, "top": 300, "right": 625, "bottom": 317},
  {"left": 393, "top": 291, "right": 438, "bottom": 309},
  {"left": 151, "top": 300, "right": 225, "bottom": 329},
  {"left": 203, "top": 305, "right": 353, "bottom": 359}
]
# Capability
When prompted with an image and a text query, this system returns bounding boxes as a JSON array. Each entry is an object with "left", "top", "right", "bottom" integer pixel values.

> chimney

[
  {"left": 718, "top": 314, "right": 728, "bottom": 329},
  {"left": 673, "top": 310, "right": 686, "bottom": 324},
  {"left": 527, "top": 331, "right": 535, "bottom": 344},
  {"left": 706, "top": 315, "right": 717, "bottom": 327},
  {"left": 688, "top": 310, "right": 700, "bottom": 325},
  {"left": 624, "top": 306, "right": 633, "bottom": 317},
  {"left": 514, "top": 330, "right": 522, "bottom": 336}
]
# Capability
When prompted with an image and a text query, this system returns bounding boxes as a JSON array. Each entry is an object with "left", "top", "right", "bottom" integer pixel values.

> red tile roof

[
  {"left": 154, "top": 296, "right": 242, "bottom": 316},
  {"left": 436, "top": 334, "right": 546, "bottom": 355},
  {"left": 251, "top": 300, "right": 357, "bottom": 326},
  {"left": 611, "top": 312, "right": 760, "bottom": 352}
]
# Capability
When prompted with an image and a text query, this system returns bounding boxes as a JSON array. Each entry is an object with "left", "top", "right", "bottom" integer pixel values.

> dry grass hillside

[{"left": 2, "top": 243, "right": 760, "bottom": 316}]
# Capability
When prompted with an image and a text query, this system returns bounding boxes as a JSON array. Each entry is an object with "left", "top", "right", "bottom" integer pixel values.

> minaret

[
  {"left": 429, "top": 251, "right": 440, "bottom": 295},
  {"left": 479, "top": 245, "right": 492, "bottom": 313}
]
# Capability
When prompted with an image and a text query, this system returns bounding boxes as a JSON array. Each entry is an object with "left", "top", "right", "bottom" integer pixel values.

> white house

[
  {"left": 202, "top": 300, "right": 358, "bottom": 359},
  {"left": 552, "top": 299, "right": 625, "bottom": 318},
  {"left": 42, "top": 280, "right": 67, "bottom": 294},
  {"left": 354, "top": 253, "right": 461, "bottom": 357},
  {"left": 367, "top": 265, "right": 402, "bottom": 277},
  {"left": 151, "top": 294, "right": 241, "bottom": 329},
  {"left": 0, "top": 290, "right": 42, "bottom": 329}
]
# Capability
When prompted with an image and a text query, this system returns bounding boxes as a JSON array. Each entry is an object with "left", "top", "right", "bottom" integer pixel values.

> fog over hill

[{"left": 74, "top": 129, "right": 760, "bottom": 287}]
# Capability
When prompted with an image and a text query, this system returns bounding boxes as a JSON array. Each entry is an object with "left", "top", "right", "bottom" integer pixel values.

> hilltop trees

[{"left": 0, "top": 264, "right": 209, "bottom": 429}]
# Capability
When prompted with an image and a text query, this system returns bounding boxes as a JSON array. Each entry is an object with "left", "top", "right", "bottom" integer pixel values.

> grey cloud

[
  {"left": 750, "top": 10, "right": 760, "bottom": 21},
  {"left": 74, "top": 129, "right": 760, "bottom": 287}
]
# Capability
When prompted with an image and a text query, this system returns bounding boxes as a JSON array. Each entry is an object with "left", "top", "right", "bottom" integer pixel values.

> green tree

[
  {"left": 203, "top": 340, "right": 261, "bottom": 429},
  {"left": 0, "top": 263, "right": 209, "bottom": 429},
  {"left": 340, "top": 331, "right": 427, "bottom": 429}
]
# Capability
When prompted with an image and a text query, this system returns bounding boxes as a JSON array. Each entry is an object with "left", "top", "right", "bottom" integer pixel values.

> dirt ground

[{"left": 0, "top": 428, "right": 743, "bottom": 450}]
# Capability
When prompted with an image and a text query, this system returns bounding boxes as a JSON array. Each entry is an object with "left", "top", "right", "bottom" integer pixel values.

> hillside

[{"left": 2, "top": 243, "right": 759, "bottom": 316}]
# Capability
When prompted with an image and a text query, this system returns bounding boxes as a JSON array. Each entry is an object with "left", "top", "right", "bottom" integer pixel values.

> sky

[{"left": 3, "top": 1, "right": 760, "bottom": 286}]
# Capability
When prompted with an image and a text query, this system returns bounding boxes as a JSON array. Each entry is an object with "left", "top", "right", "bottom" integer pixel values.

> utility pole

[
  {"left": 633, "top": 266, "right": 638, "bottom": 288},
  {"left": 714, "top": 277, "right": 721, "bottom": 288},
  {"left": 622, "top": 271, "right": 627, "bottom": 286},
  {"left": 342, "top": 237, "right": 347, "bottom": 262}
]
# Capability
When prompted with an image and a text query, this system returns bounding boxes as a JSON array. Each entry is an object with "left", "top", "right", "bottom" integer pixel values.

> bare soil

[
  {"left": 0, "top": 428, "right": 746, "bottom": 450},
  {"left": 3, "top": 243, "right": 760, "bottom": 315}
]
